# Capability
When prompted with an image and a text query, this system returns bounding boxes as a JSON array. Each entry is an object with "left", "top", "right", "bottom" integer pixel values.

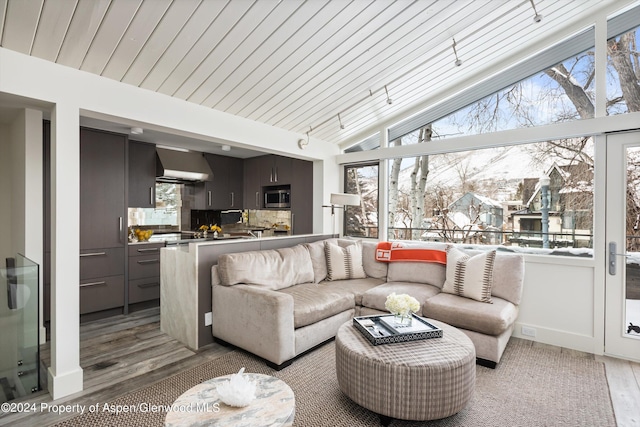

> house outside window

[{"left": 387, "top": 137, "right": 594, "bottom": 255}]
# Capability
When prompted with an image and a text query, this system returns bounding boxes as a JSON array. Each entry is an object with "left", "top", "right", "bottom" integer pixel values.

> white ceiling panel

[
  {"left": 138, "top": 0, "right": 228, "bottom": 92},
  {"left": 2, "top": 0, "right": 42, "bottom": 54},
  {"left": 174, "top": 0, "right": 294, "bottom": 103},
  {"left": 0, "top": 0, "right": 630, "bottom": 147},
  {"left": 120, "top": 0, "right": 201, "bottom": 87},
  {"left": 30, "top": 0, "right": 76, "bottom": 62},
  {"left": 79, "top": 0, "right": 143, "bottom": 75},
  {"left": 54, "top": 0, "right": 111, "bottom": 68},
  {"left": 156, "top": 0, "right": 257, "bottom": 97},
  {"left": 101, "top": 0, "right": 172, "bottom": 81}
]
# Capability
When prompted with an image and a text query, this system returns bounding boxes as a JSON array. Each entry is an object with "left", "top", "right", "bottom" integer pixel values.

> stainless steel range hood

[{"left": 155, "top": 147, "right": 212, "bottom": 182}]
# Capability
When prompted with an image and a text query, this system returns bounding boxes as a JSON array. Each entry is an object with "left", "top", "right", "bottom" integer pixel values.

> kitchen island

[{"left": 160, "top": 234, "right": 334, "bottom": 350}]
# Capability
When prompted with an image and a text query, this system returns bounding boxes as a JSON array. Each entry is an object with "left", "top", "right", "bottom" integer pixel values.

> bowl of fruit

[{"left": 134, "top": 228, "right": 154, "bottom": 242}]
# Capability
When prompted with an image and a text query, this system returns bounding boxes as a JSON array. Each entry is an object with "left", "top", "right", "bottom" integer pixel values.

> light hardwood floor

[
  {"left": 0, "top": 307, "right": 231, "bottom": 427},
  {"left": 0, "top": 308, "right": 638, "bottom": 426}
]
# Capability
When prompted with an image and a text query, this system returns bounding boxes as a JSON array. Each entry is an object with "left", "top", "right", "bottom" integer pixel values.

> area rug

[{"left": 53, "top": 339, "right": 615, "bottom": 426}]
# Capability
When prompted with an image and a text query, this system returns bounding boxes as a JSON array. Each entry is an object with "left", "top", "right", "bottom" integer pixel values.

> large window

[
  {"left": 388, "top": 137, "right": 594, "bottom": 255},
  {"left": 344, "top": 163, "right": 379, "bottom": 238},
  {"left": 607, "top": 25, "right": 640, "bottom": 115}
]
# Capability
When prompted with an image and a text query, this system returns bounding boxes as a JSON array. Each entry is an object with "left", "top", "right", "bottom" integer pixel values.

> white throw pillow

[
  {"left": 324, "top": 241, "right": 366, "bottom": 281},
  {"left": 442, "top": 246, "right": 496, "bottom": 303}
]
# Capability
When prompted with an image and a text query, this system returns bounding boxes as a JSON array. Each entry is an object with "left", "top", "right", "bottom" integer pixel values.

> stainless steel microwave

[{"left": 264, "top": 189, "right": 291, "bottom": 208}]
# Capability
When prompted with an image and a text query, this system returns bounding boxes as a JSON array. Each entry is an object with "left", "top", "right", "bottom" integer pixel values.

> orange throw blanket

[{"left": 375, "top": 241, "right": 447, "bottom": 264}]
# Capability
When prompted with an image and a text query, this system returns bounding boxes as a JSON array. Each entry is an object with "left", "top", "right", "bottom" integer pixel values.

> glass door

[{"left": 605, "top": 132, "right": 640, "bottom": 361}]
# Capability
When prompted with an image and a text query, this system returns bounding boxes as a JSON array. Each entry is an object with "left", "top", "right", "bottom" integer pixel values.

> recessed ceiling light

[{"left": 131, "top": 127, "right": 143, "bottom": 135}]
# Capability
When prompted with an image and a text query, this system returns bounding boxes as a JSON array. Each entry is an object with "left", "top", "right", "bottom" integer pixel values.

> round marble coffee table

[
  {"left": 335, "top": 319, "right": 475, "bottom": 424},
  {"left": 164, "top": 373, "right": 294, "bottom": 427}
]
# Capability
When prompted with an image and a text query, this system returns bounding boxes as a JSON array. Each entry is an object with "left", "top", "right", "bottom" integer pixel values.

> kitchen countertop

[{"left": 129, "top": 230, "right": 295, "bottom": 246}]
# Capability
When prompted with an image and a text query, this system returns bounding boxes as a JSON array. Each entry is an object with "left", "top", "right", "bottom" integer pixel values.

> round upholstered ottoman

[{"left": 335, "top": 319, "right": 475, "bottom": 423}]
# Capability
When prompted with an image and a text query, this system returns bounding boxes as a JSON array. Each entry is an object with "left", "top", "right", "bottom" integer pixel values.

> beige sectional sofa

[{"left": 211, "top": 238, "right": 524, "bottom": 369}]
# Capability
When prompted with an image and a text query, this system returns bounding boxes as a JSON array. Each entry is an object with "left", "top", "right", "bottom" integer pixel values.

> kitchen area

[{"left": 44, "top": 125, "right": 316, "bottom": 327}]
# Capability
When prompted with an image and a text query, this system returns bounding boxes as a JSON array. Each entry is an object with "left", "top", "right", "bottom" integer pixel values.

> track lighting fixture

[
  {"left": 452, "top": 38, "right": 462, "bottom": 67},
  {"left": 529, "top": 0, "right": 543, "bottom": 23},
  {"left": 384, "top": 85, "right": 392, "bottom": 105},
  {"left": 298, "top": 129, "right": 310, "bottom": 150},
  {"left": 338, "top": 113, "right": 345, "bottom": 130}
]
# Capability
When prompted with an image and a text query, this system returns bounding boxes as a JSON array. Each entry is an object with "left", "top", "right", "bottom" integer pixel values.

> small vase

[
  {"left": 213, "top": 231, "right": 218, "bottom": 238},
  {"left": 394, "top": 312, "right": 412, "bottom": 326}
]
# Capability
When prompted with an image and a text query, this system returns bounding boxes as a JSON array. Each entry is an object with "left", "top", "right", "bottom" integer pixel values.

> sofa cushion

[
  {"left": 423, "top": 292, "right": 518, "bottom": 336},
  {"left": 217, "top": 244, "right": 314, "bottom": 290},
  {"left": 319, "top": 277, "right": 385, "bottom": 305},
  {"left": 386, "top": 262, "right": 446, "bottom": 288},
  {"left": 304, "top": 238, "right": 338, "bottom": 283},
  {"left": 361, "top": 282, "right": 440, "bottom": 316},
  {"left": 361, "top": 241, "right": 388, "bottom": 279},
  {"left": 442, "top": 246, "right": 496, "bottom": 303},
  {"left": 491, "top": 253, "right": 525, "bottom": 305},
  {"left": 325, "top": 241, "right": 366, "bottom": 280},
  {"left": 278, "top": 282, "right": 355, "bottom": 328}
]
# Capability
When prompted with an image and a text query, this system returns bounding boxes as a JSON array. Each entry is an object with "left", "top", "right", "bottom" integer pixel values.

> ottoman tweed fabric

[{"left": 335, "top": 319, "right": 475, "bottom": 421}]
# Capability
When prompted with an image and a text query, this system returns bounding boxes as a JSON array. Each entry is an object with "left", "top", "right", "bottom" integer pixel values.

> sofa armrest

[{"left": 212, "top": 283, "right": 296, "bottom": 365}]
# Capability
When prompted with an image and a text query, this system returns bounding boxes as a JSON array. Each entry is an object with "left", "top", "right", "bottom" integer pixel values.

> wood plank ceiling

[{"left": 0, "top": 0, "right": 621, "bottom": 147}]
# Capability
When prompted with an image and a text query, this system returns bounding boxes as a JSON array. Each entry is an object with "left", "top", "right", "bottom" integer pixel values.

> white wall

[{"left": 513, "top": 256, "right": 601, "bottom": 354}]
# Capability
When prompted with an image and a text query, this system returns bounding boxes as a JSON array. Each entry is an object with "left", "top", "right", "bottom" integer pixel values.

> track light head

[
  {"left": 384, "top": 85, "right": 392, "bottom": 105},
  {"left": 452, "top": 38, "right": 462, "bottom": 67},
  {"left": 529, "top": 0, "right": 543, "bottom": 23}
]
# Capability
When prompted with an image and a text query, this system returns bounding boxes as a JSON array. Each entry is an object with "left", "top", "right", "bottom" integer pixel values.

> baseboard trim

[{"left": 512, "top": 322, "right": 601, "bottom": 355}]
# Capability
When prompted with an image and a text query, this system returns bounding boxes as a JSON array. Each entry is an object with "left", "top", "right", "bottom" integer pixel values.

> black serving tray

[{"left": 353, "top": 314, "right": 443, "bottom": 346}]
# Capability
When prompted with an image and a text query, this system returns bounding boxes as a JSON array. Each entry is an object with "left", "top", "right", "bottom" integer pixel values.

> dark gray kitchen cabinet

[
  {"left": 195, "top": 154, "right": 244, "bottom": 209},
  {"left": 264, "top": 155, "right": 292, "bottom": 185},
  {"left": 243, "top": 156, "right": 263, "bottom": 209},
  {"left": 79, "top": 128, "right": 126, "bottom": 318},
  {"left": 227, "top": 156, "right": 243, "bottom": 209},
  {"left": 80, "top": 128, "right": 126, "bottom": 250},
  {"left": 128, "top": 243, "right": 163, "bottom": 304},
  {"left": 128, "top": 140, "right": 156, "bottom": 208},
  {"left": 290, "top": 158, "right": 313, "bottom": 234},
  {"left": 243, "top": 155, "right": 293, "bottom": 208}
]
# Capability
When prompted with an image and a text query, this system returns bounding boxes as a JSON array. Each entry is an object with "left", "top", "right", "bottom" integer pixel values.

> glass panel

[
  {"left": 625, "top": 147, "right": 640, "bottom": 338},
  {"left": 0, "top": 254, "right": 40, "bottom": 402},
  {"left": 387, "top": 136, "right": 594, "bottom": 256},
  {"left": 607, "top": 26, "right": 640, "bottom": 116},
  {"left": 432, "top": 49, "right": 594, "bottom": 139},
  {"left": 344, "top": 164, "right": 379, "bottom": 238}
]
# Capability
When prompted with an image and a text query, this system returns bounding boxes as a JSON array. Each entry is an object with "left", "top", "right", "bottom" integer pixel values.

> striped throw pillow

[
  {"left": 442, "top": 246, "right": 496, "bottom": 303},
  {"left": 324, "top": 241, "right": 366, "bottom": 281}
]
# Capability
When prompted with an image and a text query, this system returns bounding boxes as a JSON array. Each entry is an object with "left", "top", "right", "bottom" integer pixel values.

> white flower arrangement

[{"left": 384, "top": 292, "right": 420, "bottom": 317}]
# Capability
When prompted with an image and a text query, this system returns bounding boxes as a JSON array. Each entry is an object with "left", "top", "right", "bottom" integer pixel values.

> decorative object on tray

[
  {"left": 353, "top": 314, "right": 443, "bottom": 345},
  {"left": 384, "top": 292, "right": 420, "bottom": 326},
  {"left": 215, "top": 367, "right": 256, "bottom": 407}
]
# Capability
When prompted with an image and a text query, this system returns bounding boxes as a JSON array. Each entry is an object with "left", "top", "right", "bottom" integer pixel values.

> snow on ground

[{"left": 626, "top": 299, "right": 640, "bottom": 338}]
